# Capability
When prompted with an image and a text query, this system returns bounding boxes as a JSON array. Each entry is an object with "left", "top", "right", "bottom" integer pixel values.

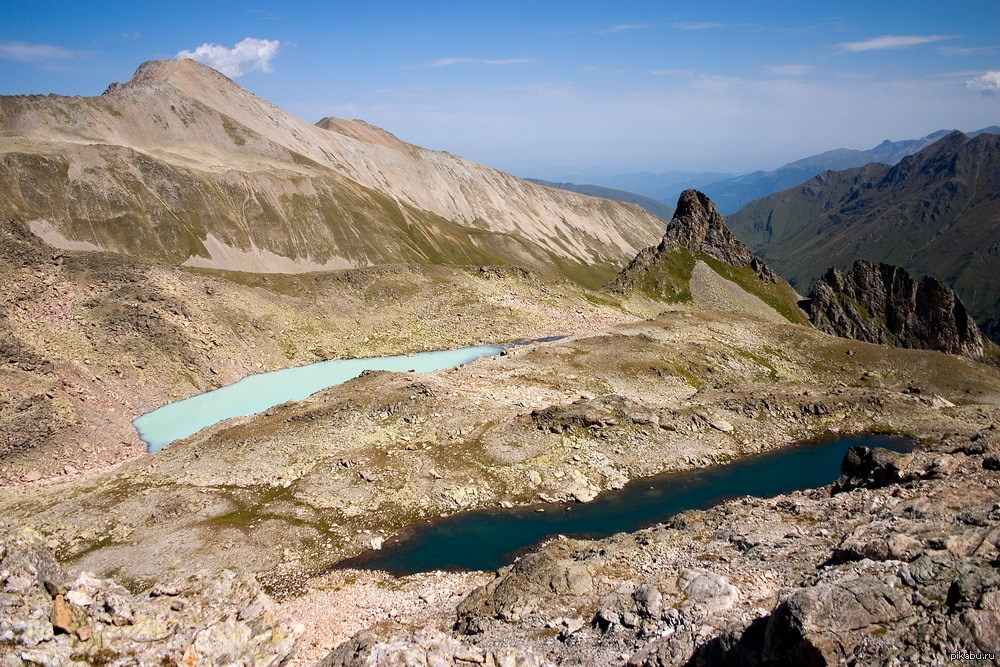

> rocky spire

[
  {"left": 661, "top": 190, "right": 776, "bottom": 282},
  {"left": 806, "top": 259, "right": 985, "bottom": 358},
  {"left": 610, "top": 190, "right": 779, "bottom": 295}
]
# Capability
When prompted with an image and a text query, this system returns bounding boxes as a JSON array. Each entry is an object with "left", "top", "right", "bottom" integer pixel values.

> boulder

[{"left": 0, "top": 526, "right": 302, "bottom": 666}]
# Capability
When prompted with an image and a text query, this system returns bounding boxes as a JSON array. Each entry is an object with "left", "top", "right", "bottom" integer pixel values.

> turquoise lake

[
  {"left": 338, "top": 434, "right": 916, "bottom": 575},
  {"left": 133, "top": 343, "right": 504, "bottom": 452}
]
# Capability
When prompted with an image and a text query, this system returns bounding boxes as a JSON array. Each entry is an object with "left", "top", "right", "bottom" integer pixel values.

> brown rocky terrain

[
  {"left": 3, "top": 186, "right": 1000, "bottom": 664},
  {"left": 806, "top": 259, "right": 987, "bottom": 359},
  {"left": 0, "top": 525, "right": 302, "bottom": 665},
  {"left": 0, "top": 214, "right": 662, "bottom": 483}
]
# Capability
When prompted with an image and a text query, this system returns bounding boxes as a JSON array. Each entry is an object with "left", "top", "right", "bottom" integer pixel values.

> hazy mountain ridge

[
  {"left": 727, "top": 130, "right": 1000, "bottom": 341},
  {"left": 0, "top": 59, "right": 663, "bottom": 283},
  {"left": 525, "top": 129, "right": 998, "bottom": 218},
  {"left": 696, "top": 129, "right": 1000, "bottom": 214},
  {"left": 525, "top": 178, "right": 675, "bottom": 221}
]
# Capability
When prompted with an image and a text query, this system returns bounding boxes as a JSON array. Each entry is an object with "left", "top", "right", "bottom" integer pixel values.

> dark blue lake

[{"left": 339, "top": 434, "right": 916, "bottom": 575}]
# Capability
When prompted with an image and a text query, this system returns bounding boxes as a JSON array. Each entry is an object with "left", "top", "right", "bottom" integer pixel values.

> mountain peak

[
  {"left": 104, "top": 59, "right": 242, "bottom": 98},
  {"left": 663, "top": 190, "right": 774, "bottom": 281},
  {"left": 672, "top": 189, "right": 718, "bottom": 223}
]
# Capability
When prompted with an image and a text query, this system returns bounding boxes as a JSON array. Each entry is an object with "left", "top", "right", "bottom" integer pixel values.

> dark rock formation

[
  {"left": 663, "top": 190, "right": 777, "bottom": 283},
  {"left": 805, "top": 259, "right": 985, "bottom": 358},
  {"left": 0, "top": 526, "right": 302, "bottom": 665},
  {"left": 610, "top": 190, "right": 780, "bottom": 300}
]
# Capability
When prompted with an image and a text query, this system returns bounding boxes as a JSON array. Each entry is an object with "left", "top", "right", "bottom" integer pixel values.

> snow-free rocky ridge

[{"left": 0, "top": 59, "right": 661, "bottom": 281}]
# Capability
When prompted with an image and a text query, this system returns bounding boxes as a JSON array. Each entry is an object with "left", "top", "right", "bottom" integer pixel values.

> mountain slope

[
  {"left": 0, "top": 59, "right": 662, "bottom": 284},
  {"left": 611, "top": 190, "right": 807, "bottom": 325},
  {"left": 525, "top": 178, "right": 674, "bottom": 221},
  {"left": 727, "top": 131, "right": 1000, "bottom": 340},
  {"left": 700, "top": 131, "right": 955, "bottom": 214}
]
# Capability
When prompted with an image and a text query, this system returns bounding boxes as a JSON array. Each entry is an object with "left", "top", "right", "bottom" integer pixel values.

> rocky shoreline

[
  {"left": 316, "top": 429, "right": 1000, "bottom": 666},
  {"left": 6, "top": 428, "right": 997, "bottom": 665}
]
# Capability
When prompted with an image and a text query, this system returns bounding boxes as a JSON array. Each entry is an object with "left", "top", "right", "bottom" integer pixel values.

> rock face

[
  {"left": 0, "top": 526, "right": 302, "bottom": 666},
  {"left": 613, "top": 190, "right": 778, "bottom": 291},
  {"left": 0, "top": 59, "right": 661, "bottom": 280},
  {"left": 726, "top": 130, "right": 1000, "bottom": 342},
  {"left": 662, "top": 190, "right": 777, "bottom": 282},
  {"left": 806, "top": 259, "right": 985, "bottom": 358}
]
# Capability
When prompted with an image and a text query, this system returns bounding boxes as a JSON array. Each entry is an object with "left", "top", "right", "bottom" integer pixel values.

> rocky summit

[
  {"left": 661, "top": 189, "right": 777, "bottom": 283},
  {"left": 806, "top": 259, "right": 987, "bottom": 359},
  {"left": 610, "top": 190, "right": 800, "bottom": 323}
]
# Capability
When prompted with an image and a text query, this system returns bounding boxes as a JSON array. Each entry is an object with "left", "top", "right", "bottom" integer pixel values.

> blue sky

[{"left": 2, "top": 1, "right": 998, "bottom": 176}]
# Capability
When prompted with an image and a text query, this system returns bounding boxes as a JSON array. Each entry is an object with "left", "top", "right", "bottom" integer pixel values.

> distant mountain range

[
  {"left": 698, "top": 130, "right": 991, "bottom": 214},
  {"left": 534, "top": 127, "right": 1000, "bottom": 216},
  {"left": 525, "top": 179, "right": 675, "bottom": 221},
  {"left": 726, "top": 130, "right": 1000, "bottom": 341}
]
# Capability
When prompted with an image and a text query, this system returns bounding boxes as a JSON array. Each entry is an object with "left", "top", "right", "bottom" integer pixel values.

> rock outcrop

[
  {"left": 806, "top": 259, "right": 986, "bottom": 358},
  {"left": 0, "top": 526, "right": 302, "bottom": 666},
  {"left": 661, "top": 190, "right": 778, "bottom": 283},
  {"left": 612, "top": 190, "right": 778, "bottom": 293}
]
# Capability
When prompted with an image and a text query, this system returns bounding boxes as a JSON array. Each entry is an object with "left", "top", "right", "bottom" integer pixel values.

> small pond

[
  {"left": 134, "top": 343, "right": 506, "bottom": 452},
  {"left": 338, "top": 434, "right": 916, "bottom": 575}
]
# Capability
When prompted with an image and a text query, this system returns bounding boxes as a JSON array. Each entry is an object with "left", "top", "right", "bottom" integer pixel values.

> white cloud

[
  {"left": 938, "top": 45, "right": 999, "bottom": 56},
  {"left": 411, "top": 57, "right": 532, "bottom": 68},
  {"left": 838, "top": 34, "right": 952, "bottom": 53},
  {"left": 175, "top": 37, "right": 280, "bottom": 77},
  {"left": 966, "top": 71, "right": 1000, "bottom": 94},
  {"left": 0, "top": 40, "right": 85, "bottom": 62},
  {"left": 600, "top": 24, "right": 652, "bottom": 34},
  {"left": 761, "top": 64, "right": 813, "bottom": 76},
  {"left": 673, "top": 22, "right": 722, "bottom": 30}
]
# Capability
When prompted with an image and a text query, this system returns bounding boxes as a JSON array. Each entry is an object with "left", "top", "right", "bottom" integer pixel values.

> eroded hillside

[{"left": 0, "top": 60, "right": 662, "bottom": 284}]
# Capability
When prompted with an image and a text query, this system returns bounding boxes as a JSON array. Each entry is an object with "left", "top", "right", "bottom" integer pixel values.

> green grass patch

[{"left": 699, "top": 254, "right": 809, "bottom": 324}]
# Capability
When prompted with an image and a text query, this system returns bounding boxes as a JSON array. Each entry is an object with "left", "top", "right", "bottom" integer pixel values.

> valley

[{"left": 1, "top": 59, "right": 999, "bottom": 667}]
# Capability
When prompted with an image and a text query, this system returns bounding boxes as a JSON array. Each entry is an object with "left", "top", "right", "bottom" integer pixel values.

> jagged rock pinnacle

[
  {"left": 806, "top": 259, "right": 985, "bottom": 358},
  {"left": 663, "top": 190, "right": 773, "bottom": 280}
]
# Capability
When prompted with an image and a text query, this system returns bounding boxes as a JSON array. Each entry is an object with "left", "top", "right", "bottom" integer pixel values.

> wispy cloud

[
  {"left": 673, "top": 22, "right": 722, "bottom": 30},
  {"left": 761, "top": 64, "right": 813, "bottom": 77},
  {"left": 176, "top": 37, "right": 281, "bottom": 77},
  {"left": 410, "top": 57, "right": 532, "bottom": 68},
  {"left": 600, "top": 23, "right": 652, "bottom": 34},
  {"left": 938, "top": 45, "right": 999, "bottom": 56},
  {"left": 837, "top": 34, "right": 953, "bottom": 53},
  {"left": 583, "top": 65, "right": 627, "bottom": 74},
  {"left": 966, "top": 71, "right": 1000, "bottom": 95},
  {"left": 649, "top": 68, "right": 701, "bottom": 77},
  {"left": 0, "top": 40, "right": 89, "bottom": 63}
]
